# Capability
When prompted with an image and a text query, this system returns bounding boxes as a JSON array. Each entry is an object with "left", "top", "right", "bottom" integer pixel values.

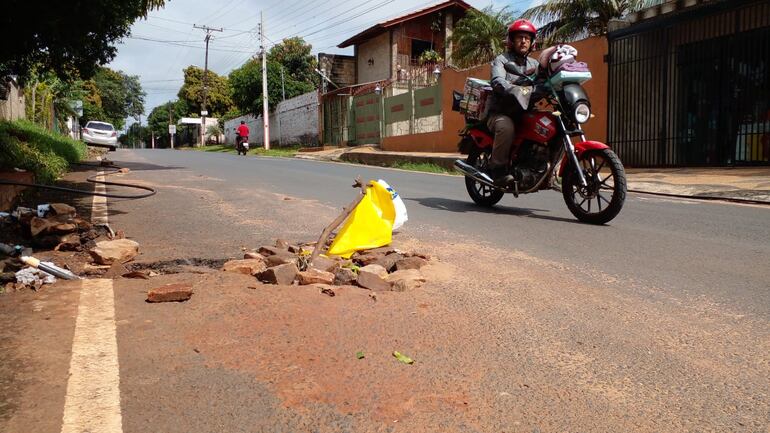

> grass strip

[{"left": 0, "top": 120, "right": 86, "bottom": 183}]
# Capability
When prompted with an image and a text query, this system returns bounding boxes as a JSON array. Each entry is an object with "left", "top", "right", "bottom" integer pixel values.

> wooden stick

[{"left": 308, "top": 177, "right": 369, "bottom": 265}]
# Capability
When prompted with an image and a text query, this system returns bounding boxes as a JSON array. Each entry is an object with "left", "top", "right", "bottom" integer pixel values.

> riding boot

[{"left": 489, "top": 165, "right": 514, "bottom": 187}]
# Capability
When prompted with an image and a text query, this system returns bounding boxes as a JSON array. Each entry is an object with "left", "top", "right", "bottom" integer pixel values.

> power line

[{"left": 126, "top": 36, "right": 255, "bottom": 53}]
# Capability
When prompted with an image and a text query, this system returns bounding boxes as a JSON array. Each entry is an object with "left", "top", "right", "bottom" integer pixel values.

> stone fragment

[
  {"left": 52, "top": 223, "right": 77, "bottom": 234},
  {"left": 356, "top": 268, "right": 391, "bottom": 292},
  {"left": 29, "top": 217, "right": 58, "bottom": 237},
  {"left": 266, "top": 252, "right": 299, "bottom": 267},
  {"left": 351, "top": 250, "right": 386, "bottom": 266},
  {"left": 359, "top": 264, "right": 388, "bottom": 279},
  {"left": 372, "top": 253, "right": 404, "bottom": 272},
  {"left": 297, "top": 268, "right": 335, "bottom": 285},
  {"left": 386, "top": 269, "right": 426, "bottom": 291},
  {"left": 50, "top": 203, "right": 77, "bottom": 217},
  {"left": 55, "top": 233, "right": 82, "bottom": 251},
  {"left": 258, "top": 263, "right": 298, "bottom": 285},
  {"left": 258, "top": 245, "right": 287, "bottom": 256},
  {"left": 395, "top": 256, "right": 429, "bottom": 271},
  {"left": 310, "top": 256, "right": 339, "bottom": 273},
  {"left": 243, "top": 252, "right": 263, "bottom": 260},
  {"left": 103, "top": 262, "right": 129, "bottom": 279},
  {"left": 147, "top": 283, "right": 193, "bottom": 303},
  {"left": 89, "top": 239, "right": 140, "bottom": 265},
  {"left": 333, "top": 268, "right": 357, "bottom": 286},
  {"left": 74, "top": 218, "right": 92, "bottom": 231},
  {"left": 274, "top": 239, "right": 290, "bottom": 249},
  {"left": 222, "top": 259, "right": 267, "bottom": 276}
]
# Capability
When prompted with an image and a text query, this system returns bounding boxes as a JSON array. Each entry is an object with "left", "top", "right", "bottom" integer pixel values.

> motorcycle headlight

[{"left": 574, "top": 103, "right": 591, "bottom": 124}]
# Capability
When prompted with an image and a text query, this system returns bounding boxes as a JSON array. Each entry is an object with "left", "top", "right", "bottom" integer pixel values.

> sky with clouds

[{"left": 109, "top": 0, "right": 543, "bottom": 125}]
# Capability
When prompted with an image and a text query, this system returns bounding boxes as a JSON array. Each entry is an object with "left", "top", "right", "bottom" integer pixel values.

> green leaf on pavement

[
  {"left": 393, "top": 351, "right": 415, "bottom": 364},
  {"left": 356, "top": 351, "right": 365, "bottom": 359}
]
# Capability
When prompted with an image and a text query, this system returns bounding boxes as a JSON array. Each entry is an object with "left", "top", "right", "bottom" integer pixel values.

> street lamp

[
  {"left": 374, "top": 84, "right": 382, "bottom": 95},
  {"left": 432, "top": 66, "right": 442, "bottom": 82}
]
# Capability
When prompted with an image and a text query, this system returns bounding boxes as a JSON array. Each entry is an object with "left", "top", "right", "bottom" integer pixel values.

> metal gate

[{"left": 608, "top": 0, "right": 770, "bottom": 166}]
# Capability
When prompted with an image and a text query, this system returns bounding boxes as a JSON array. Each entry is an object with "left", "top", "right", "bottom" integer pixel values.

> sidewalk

[{"left": 295, "top": 146, "right": 770, "bottom": 204}]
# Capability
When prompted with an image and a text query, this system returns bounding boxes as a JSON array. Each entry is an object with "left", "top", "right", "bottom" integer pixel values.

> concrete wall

[
  {"left": 357, "top": 31, "right": 391, "bottom": 84},
  {"left": 382, "top": 36, "right": 609, "bottom": 152},
  {"left": 224, "top": 91, "right": 319, "bottom": 147},
  {"left": 0, "top": 80, "right": 26, "bottom": 121}
]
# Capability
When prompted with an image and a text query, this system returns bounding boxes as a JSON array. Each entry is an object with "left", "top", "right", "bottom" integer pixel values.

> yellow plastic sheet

[{"left": 327, "top": 181, "right": 396, "bottom": 258}]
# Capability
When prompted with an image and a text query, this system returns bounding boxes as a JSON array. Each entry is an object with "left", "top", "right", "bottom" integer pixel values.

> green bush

[
  {"left": 0, "top": 120, "right": 86, "bottom": 163},
  {"left": 0, "top": 120, "right": 85, "bottom": 183}
]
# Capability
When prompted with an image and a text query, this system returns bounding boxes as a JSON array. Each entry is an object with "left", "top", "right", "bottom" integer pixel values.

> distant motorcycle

[
  {"left": 235, "top": 134, "right": 249, "bottom": 156},
  {"left": 454, "top": 51, "right": 627, "bottom": 225}
]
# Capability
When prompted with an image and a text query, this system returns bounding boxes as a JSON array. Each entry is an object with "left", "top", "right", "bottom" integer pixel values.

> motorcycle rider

[
  {"left": 486, "top": 19, "right": 540, "bottom": 187},
  {"left": 236, "top": 120, "right": 250, "bottom": 152}
]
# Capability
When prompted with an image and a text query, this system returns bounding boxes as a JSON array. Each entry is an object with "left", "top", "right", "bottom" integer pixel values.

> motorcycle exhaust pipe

[{"left": 454, "top": 159, "right": 496, "bottom": 187}]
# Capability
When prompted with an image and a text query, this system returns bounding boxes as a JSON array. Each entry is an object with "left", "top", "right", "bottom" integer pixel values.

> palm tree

[
  {"left": 522, "top": 0, "right": 660, "bottom": 45},
  {"left": 451, "top": 6, "right": 516, "bottom": 68}
]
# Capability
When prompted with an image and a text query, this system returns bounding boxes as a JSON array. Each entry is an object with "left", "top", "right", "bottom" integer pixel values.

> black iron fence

[{"left": 608, "top": 0, "right": 770, "bottom": 166}]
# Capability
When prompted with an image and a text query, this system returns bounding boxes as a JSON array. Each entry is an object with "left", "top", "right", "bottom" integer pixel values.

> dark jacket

[{"left": 487, "top": 52, "right": 540, "bottom": 119}]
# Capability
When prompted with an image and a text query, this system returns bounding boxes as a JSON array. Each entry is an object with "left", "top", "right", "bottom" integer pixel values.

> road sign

[
  {"left": 168, "top": 124, "right": 176, "bottom": 134},
  {"left": 200, "top": 110, "right": 208, "bottom": 116}
]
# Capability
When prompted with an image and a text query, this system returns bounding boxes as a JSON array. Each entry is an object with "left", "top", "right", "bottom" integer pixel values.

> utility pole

[
  {"left": 194, "top": 24, "right": 223, "bottom": 147},
  {"left": 168, "top": 104, "right": 175, "bottom": 149},
  {"left": 278, "top": 66, "right": 285, "bottom": 147},
  {"left": 260, "top": 12, "right": 270, "bottom": 150}
]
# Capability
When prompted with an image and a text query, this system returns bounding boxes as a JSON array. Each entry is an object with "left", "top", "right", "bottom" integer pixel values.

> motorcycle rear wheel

[
  {"left": 562, "top": 148, "right": 626, "bottom": 225},
  {"left": 465, "top": 147, "right": 504, "bottom": 207}
]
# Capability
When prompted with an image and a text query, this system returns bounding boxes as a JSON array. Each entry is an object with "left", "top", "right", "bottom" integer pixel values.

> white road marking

[
  {"left": 60, "top": 170, "right": 123, "bottom": 433},
  {"left": 91, "top": 170, "right": 109, "bottom": 225},
  {"left": 60, "top": 279, "right": 123, "bottom": 433}
]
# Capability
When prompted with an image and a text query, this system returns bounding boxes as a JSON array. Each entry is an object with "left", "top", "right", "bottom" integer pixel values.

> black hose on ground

[{"left": 0, "top": 161, "right": 156, "bottom": 199}]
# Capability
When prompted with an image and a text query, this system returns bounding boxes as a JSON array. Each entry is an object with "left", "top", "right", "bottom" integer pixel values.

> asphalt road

[
  {"left": 113, "top": 149, "right": 770, "bottom": 317},
  {"left": 2, "top": 148, "right": 769, "bottom": 433}
]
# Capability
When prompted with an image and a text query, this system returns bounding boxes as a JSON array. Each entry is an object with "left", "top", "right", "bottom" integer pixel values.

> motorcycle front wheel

[
  {"left": 562, "top": 148, "right": 626, "bottom": 225},
  {"left": 465, "top": 146, "right": 504, "bottom": 207}
]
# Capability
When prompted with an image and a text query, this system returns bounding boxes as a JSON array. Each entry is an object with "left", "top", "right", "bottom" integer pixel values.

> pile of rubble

[
  {"left": 1, "top": 202, "right": 140, "bottom": 292},
  {"left": 222, "top": 239, "right": 431, "bottom": 294}
]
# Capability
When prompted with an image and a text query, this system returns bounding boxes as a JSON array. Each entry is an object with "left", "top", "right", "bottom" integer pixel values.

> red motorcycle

[{"left": 453, "top": 61, "right": 627, "bottom": 225}]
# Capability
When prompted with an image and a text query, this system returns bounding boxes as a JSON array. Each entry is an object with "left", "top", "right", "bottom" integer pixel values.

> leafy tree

[
  {"left": 522, "top": 0, "right": 657, "bottom": 44},
  {"left": 119, "top": 122, "right": 149, "bottom": 148},
  {"left": 451, "top": 6, "right": 515, "bottom": 68},
  {"left": 177, "top": 66, "right": 233, "bottom": 118},
  {"left": 0, "top": 1, "right": 167, "bottom": 79},
  {"left": 267, "top": 37, "right": 318, "bottom": 87},
  {"left": 229, "top": 60, "right": 313, "bottom": 117},
  {"left": 80, "top": 67, "right": 146, "bottom": 130},
  {"left": 93, "top": 68, "right": 129, "bottom": 129},
  {"left": 147, "top": 100, "right": 187, "bottom": 148},
  {"left": 23, "top": 68, "right": 85, "bottom": 132}
]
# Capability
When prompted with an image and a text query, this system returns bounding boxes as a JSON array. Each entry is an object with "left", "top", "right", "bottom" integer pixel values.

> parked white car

[{"left": 82, "top": 121, "right": 118, "bottom": 148}]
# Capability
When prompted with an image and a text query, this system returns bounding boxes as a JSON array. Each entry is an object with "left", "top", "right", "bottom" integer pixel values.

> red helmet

[{"left": 508, "top": 19, "right": 537, "bottom": 41}]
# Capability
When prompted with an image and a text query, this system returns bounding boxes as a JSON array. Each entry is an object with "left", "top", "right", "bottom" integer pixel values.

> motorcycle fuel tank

[{"left": 517, "top": 112, "right": 558, "bottom": 143}]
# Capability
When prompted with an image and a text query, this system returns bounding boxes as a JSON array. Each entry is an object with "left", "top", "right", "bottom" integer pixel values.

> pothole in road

[{"left": 127, "top": 258, "right": 229, "bottom": 275}]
